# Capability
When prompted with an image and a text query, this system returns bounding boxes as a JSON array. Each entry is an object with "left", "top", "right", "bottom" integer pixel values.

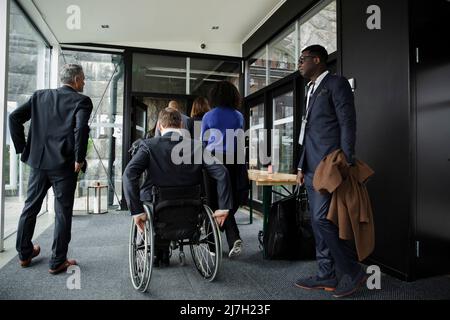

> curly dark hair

[{"left": 208, "top": 81, "right": 241, "bottom": 110}]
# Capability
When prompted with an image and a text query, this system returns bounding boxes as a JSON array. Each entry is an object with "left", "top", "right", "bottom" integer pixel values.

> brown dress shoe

[
  {"left": 19, "top": 245, "right": 41, "bottom": 268},
  {"left": 48, "top": 259, "right": 77, "bottom": 275}
]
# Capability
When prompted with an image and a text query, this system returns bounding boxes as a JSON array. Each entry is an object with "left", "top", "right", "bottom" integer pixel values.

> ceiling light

[
  {"left": 101, "top": 25, "right": 110, "bottom": 29},
  {"left": 211, "top": 26, "right": 219, "bottom": 30}
]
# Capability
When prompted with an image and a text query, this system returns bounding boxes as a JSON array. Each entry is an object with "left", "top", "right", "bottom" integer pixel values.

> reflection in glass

[
  {"left": 299, "top": 1, "right": 337, "bottom": 54},
  {"left": 190, "top": 58, "right": 240, "bottom": 97},
  {"left": 247, "top": 48, "right": 267, "bottom": 95},
  {"left": 132, "top": 53, "right": 186, "bottom": 94},
  {"left": 140, "top": 97, "right": 188, "bottom": 136},
  {"left": 3, "top": 1, "right": 51, "bottom": 237},
  {"left": 249, "top": 104, "right": 265, "bottom": 202},
  {"left": 269, "top": 24, "right": 296, "bottom": 84},
  {"left": 272, "top": 91, "right": 294, "bottom": 202},
  {"left": 61, "top": 50, "right": 124, "bottom": 212},
  {"left": 134, "top": 106, "right": 147, "bottom": 140}
]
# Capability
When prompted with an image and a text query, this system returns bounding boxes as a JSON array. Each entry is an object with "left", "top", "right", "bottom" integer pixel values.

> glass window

[
  {"left": 245, "top": 1, "right": 337, "bottom": 96},
  {"left": 189, "top": 58, "right": 241, "bottom": 97},
  {"left": 272, "top": 91, "right": 295, "bottom": 202},
  {"left": 299, "top": 1, "right": 337, "bottom": 54},
  {"left": 272, "top": 91, "right": 294, "bottom": 174},
  {"left": 247, "top": 48, "right": 267, "bottom": 95},
  {"left": 61, "top": 50, "right": 124, "bottom": 211},
  {"left": 3, "top": 1, "right": 51, "bottom": 238},
  {"left": 190, "top": 58, "right": 240, "bottom": 97},
  {"left": 132, "top": 53, "right": 186, "bottom": 94},
  {"left": 269, "top": 24, "right": 296, "bottom": 84}
]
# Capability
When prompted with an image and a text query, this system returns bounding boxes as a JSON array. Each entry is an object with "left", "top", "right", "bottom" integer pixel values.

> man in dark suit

[
  {"left": 9, "top": 64, "right": 93, "bottom": 274},
  {"left": 123, "top": 107, "right": 233, "bottom": 267},
  {"left": 295, "top": 45, "right": 366, "bottom": 298}
]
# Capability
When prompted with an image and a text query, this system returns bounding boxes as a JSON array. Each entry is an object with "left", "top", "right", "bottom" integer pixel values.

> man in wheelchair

[{"left": 123, "top": 107, "right": 233, "bottom": 267}]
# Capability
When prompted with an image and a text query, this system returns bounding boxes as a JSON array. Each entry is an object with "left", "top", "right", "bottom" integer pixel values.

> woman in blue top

[
  {"left": 201, "top": 81, "right": 249, "bottom": 258},
  {"left": 201, "top": 97, "right": 244, "bottom": 154}
]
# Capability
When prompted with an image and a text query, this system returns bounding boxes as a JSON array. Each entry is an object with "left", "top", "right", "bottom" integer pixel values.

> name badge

[{"left": 299, "top": 117, "right": 307, "bottom": 146}]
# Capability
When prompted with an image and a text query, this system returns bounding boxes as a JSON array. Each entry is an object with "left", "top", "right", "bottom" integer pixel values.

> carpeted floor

[{"left": 0, "top": 210, "right": 449, "bottom": 300}]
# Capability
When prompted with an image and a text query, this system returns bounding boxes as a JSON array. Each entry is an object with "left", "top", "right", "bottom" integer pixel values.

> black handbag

[
  {"left": 259, "top": 186, "right": 316, "bottom": 260},
  {"left": 295, "top": 186, "right": 316, "bottom": 260}
]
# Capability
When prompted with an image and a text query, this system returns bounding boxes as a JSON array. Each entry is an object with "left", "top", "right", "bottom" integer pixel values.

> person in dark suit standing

[
  {"left": 9, "top": 64, "right": 93, "bottom": 274},
  {"left": 123, "top": 107, "right": 233, "bottom": 267},
  {"left": 294, "top": 45, "right": 366, "bottom": 298}
]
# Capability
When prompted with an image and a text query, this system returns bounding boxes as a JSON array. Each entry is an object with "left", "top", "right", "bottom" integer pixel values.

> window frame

[{"left": 244, "top": 0, "right": 337, "bottom": 97}]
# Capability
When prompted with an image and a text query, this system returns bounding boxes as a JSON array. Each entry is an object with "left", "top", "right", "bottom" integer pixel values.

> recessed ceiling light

[
  {"left": 101, "top": 25, "right": 110, "bottom": 29},
  {"left": 211, "top": 26, "right": 219, "bottom": 30}
]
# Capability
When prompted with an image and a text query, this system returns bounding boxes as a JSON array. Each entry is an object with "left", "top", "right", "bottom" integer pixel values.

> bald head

[{"left": 168, "top": 100, "right": 180, "bottom": 110}]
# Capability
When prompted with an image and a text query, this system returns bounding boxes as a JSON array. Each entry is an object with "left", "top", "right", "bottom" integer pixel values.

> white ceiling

[{"left": 27, "top": 0, "right": 285, "bottom": 57}]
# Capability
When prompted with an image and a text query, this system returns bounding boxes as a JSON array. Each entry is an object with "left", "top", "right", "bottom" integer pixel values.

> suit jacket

[
  {"left": 8, "top": 85, "right": 93, "bottom": 170},
  {"left": 123, "top": 132, "right": 233, "bottom": 216},
  {"left": 298, "top": 73, "right": 356, "bottom": 174},
  {"left": 313, "top": 149, "right": 375, "bottom": 261}
]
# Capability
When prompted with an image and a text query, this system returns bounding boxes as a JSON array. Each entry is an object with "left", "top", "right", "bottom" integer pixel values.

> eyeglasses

[{"left": 298, "top": 56, "right": 316, "bottom": 65}]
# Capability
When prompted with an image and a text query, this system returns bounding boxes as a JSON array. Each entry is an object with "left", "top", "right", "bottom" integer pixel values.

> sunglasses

[{"left": 298, "top": 55, "right": 317, "bottom": 65}]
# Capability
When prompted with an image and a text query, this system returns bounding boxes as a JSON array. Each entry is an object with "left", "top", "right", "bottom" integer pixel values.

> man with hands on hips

[{"left": 9, "top": 64, "right": 92, "bottom": 275}]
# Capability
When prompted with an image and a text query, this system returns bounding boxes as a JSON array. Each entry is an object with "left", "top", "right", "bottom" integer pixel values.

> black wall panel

[
  {"left": 411, "top": 0, "right": 450, "bottom": 278},
  {"left": 340, "top": 0, "right": 412, "bottom": 279}
]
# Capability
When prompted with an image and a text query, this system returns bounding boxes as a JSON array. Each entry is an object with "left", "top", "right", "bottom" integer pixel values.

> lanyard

[
  {"left": 299, "top": 83, "right": 316, "bottom": 146},
  {"left": 304, "top": 82, "right": 315, "bottom": 121}
]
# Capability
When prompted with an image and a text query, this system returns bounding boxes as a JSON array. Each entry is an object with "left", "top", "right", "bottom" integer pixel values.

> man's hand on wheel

[
  {"left": 213, "top": 210, "right": 229, "bottom": 227},
  {"left": 134, "top": 213, "right": 148, "bottom": 233}
]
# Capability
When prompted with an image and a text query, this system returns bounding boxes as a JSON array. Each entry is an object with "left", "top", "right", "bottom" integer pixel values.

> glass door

[
  {"left": 131, "top": 96, "right": 192, "bottom": 140},
  {"left": 61, "top": 50, "right": 125, "bottom": 211},
  {"left": 132, "top": 98, "right": 148, "bottom": 141}
]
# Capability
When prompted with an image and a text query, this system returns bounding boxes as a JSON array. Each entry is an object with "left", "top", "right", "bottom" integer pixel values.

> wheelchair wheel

[
  {"left": 128, "top": 206, "right": 154, "bottom": 292},
  {"left": 190, "top": 205, "right": 222, "bottom": 281}
]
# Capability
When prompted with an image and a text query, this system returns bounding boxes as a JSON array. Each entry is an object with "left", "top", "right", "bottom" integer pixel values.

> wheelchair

[{"left": 128, "top": 184, "right": 222, "bottom": 292}]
